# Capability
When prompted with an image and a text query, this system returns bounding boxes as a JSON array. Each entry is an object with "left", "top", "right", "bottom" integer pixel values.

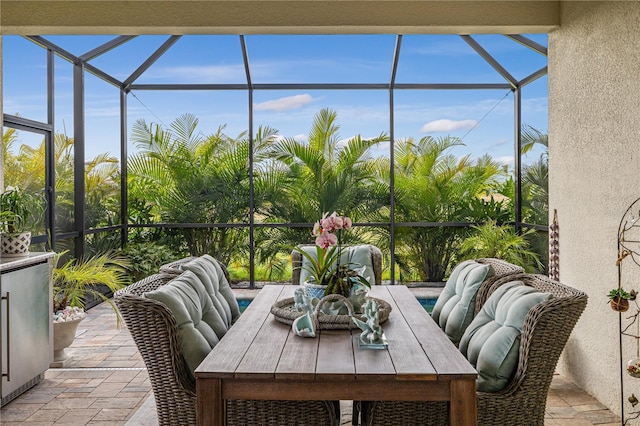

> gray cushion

[
  {"left": 299, "top": 245, "right": 376, "bottom": 285},
  {"left": 201, "top": 255, "right": 241, "bottom": 323},
  {"left": 182, "top": 258, "right": 233, "bottom": 329},
  {"left": 459, "top": 280, "right": 553, "bottom": 392},
  {"left": 431, "top": 260, "right": 494, "bottom": 343},
  {"left": 144, "top": 271, "right": 222, "bottom": 373}
]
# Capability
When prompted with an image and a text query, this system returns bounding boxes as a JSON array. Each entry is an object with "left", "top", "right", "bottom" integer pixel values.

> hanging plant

[
  {"left": 608, "top": 288, "right": 634, "bottom": 312},
  {"left": 628, "top": 359, "right": 640, "bottom": 378}
]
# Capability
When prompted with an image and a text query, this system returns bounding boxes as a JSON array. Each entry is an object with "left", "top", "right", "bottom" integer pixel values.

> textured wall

[{"left": 549, "top": 2, "right": 640, "bottom": 418}]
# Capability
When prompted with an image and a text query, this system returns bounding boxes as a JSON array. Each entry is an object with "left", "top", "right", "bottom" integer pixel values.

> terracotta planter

[
  {"left": 52, "top": 316, "right": 85, "bottom": 364},
  {"left": 0, "top": 231, "right": 31, "bottom": 257},
  {"left": 610, "top": 297, "right": 630, "bottom": 312}
]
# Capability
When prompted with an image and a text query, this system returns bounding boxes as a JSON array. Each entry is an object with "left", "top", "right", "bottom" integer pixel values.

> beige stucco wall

[{"left": 549, "top": 1, "right": 640, "bottom": 419}]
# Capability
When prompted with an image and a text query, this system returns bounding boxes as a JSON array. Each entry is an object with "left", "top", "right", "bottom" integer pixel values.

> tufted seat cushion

[
  {"left": 181, "top": 257, "right": 233, "bottom": 331},
  {"left": 200, "top": 255, "right": 241, "bottom": 323},
  {"left": 459, "top": 280, "right": 553, "bottom": 392},
  {"left": 144, "top": 270, "right": 222, "bottom": 373},
  {"left": 299, "top": 245, "right": 376, "bottom": 285},
  {"left": 431, "top": 260, "right": 494, "bottom": 344}
]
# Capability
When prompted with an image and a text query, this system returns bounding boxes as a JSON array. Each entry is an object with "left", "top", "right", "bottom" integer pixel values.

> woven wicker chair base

[
  {"left": 365, "top": 395, "right": 548, "bottom": 426},
  {"left": 365, "top": 401, "right": 448, "bottom": 426},
  {"left": 151, "top": 395, "right": 337, "bottom": 426},
  {"left": 362, "top": 273, "right": 586, "bottom": 426},
  {"left": 230, "top": 400, "right": 337, "bottom": 426},
  {"left": 116, "top": 273, "right": 337, "bottom": 426}
]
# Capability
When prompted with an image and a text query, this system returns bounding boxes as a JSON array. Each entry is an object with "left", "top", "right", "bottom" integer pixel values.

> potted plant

[
  {"left": 0, "top": 186, "right": 44, "bottom": 257},
  {"left": 294, "top": 212, "right": 371, "bottom": 299},
  {"left": 51, "top": 250, "right": 131, "bottom": 365},
  {"left": 608, "top": 288, "right": 635, "bottom": 312}
]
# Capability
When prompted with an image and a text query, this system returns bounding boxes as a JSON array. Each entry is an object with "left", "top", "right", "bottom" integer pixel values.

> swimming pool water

[
  {"left": 238, "top": 298, "right": 251, "bottom": 313},
  {"left": 417, "top": 298, "right": 437, "bottom": 314},
  {"left": 237, "top": 297, "right": 437, "bottom": 314}
]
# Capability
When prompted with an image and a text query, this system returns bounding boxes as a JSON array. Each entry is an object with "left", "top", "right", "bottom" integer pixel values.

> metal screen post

[{"left": 73, "top": 61, "right": 86, "bottom": 259}]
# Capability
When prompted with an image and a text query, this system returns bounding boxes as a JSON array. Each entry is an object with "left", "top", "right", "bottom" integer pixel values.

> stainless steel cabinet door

[{"left": 1, "top": 262, "right": 51, "bottom": 398}]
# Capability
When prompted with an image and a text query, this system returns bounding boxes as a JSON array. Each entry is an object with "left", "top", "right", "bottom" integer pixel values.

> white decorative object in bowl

[{"left": 292, "top": 312, "right": 316, "bottom": 338}]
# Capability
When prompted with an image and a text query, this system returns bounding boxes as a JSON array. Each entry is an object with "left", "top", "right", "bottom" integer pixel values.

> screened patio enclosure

[{"left": 1, "top": 33, "right": 548, "bottom": 287}]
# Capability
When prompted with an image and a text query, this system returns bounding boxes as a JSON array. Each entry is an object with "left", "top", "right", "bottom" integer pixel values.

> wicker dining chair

[
  {"left": 364, "top": 273, "right": 588, "bottom": 426},
  {"left": 115, "top": 274, "right": 338, "bottom": 426},
  {"left": 354, "top": 257, "right": 522, "bottom": 425},
  {"left": 291, "top": 244, "right": 383, "bottom": 286}
]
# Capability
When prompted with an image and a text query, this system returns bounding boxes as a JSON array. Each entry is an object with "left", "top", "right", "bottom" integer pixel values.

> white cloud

[
  {"left": 495, "top": 155, "right": 515, "bottom": 165},
  {"left": 420, "top": 119, "right": 477, "bottom": 133},
  {"left": 274, "top": 134, "right": 308, "bottom": 143},
  {"left": 336, "top": 137, "right": 353, "bottom": 149},
  {"left": 293, "top": 134, "right": 308, "bottom": 142},
  {"left": 254, "top": 94, "right": 315, "bottom": 112}
]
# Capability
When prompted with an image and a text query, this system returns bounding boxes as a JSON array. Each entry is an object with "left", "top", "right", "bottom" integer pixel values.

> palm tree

[
  {"left": 390, "top": 136, "right": 507, "bottom": 282},
  {"left": 128, "top": 113, "right": 278, "bottom": 264},
  {"left": 521, "top": 124, "right": 548, "bottom": 155},
  {"left": 460, "top": 220, "right": 542, "bottom": 271},
  {"left": 2, "top": 131, "right": 120, "bottom": 236},
  {"left": 520, "top": 124, "right": 549, "bottom": 225},
  {"left": 256, "top": 108, "right": 390, "bottom": 277}
]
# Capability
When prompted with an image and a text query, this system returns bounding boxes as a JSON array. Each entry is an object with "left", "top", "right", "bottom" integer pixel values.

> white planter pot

[
  {"left": 0, "top": 231, "right": 31, "bottom": 257},
  {"left": 52, "top": 316, "right": 85, "bottom": 364}
]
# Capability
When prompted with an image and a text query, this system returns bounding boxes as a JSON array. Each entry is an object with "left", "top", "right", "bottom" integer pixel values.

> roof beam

[
  {"left": 460, "top": 34, "right": 517, "bottom": 88},
  {"left": 505, "top": 34, "right": 548, "bottom": 56},
  {"left": 123, "top": 35, "right": 181, "bottom": 89},
  {"left": 1, "top": 1, "right": 560, "bottom": 35},
  {"left": 79, "top": 35, "right": 137, "bottom": 62}
]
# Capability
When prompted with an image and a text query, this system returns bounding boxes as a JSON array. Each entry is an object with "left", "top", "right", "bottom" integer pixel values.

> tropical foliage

[
  {"left": 2, "top": 130, "right": 121, "bottom": 235},
  {"left": 460, "top": 220, "right": 542, "bottom": 272},
  {"left": 255, "top": 108, "right": 390, "bottom": 278},
  {"left": 3, "top": 110, "right": 550, "bottom": 284},
  {"left": 0, "top": 186, "right": 44, "bottom": 233},
  {"left": 53, "top": 250, "right": 131, "bottom": 323},
  {"left": 127, "top": 113, "right": 259, "bottom": 263},
  {"left": 389, "top": 136, "right": 507, "bottom": 281}
]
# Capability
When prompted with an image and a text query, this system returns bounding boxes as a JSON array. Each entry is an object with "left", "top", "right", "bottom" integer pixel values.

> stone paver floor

[{"left": 0, "top": 289, "right": 621, "bottom": 425}]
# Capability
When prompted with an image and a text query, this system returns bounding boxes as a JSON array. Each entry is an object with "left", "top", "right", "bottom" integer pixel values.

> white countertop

[{"left": 0, "top": 252, "right": 55, "bottom": 271}]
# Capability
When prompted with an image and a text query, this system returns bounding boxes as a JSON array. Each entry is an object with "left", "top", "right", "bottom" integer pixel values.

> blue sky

[{"left": 2, "top": 34, "right": 548, "bottom": 166}]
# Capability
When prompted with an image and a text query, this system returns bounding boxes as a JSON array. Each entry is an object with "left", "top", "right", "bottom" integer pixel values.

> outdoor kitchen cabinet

[{"left": 0, "top": 252, "right": 54, "bottom": 407}]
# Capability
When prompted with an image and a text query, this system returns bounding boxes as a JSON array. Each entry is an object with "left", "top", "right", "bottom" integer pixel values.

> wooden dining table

[{"left": 195, "top": 284, "right": 477, "bottom": 426}]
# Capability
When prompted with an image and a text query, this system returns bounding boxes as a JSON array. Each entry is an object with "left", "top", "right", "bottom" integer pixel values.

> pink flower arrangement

[
  {"left": 295, "top": 212, "right": 369, "bottom": 297},
  {"left": 313, "top": 212, "right": 352, "bottom": 249}
]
